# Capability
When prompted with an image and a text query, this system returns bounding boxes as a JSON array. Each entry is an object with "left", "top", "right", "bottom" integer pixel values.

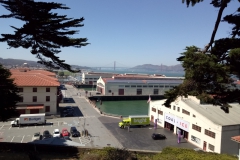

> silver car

[{"left": 32, "top": 132, "right": 41, "bottom": 141}]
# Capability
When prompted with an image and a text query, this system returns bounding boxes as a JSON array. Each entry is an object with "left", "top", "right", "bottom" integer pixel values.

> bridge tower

[{"left": 114, "top": 61, "right": 116, "bottom": 71}]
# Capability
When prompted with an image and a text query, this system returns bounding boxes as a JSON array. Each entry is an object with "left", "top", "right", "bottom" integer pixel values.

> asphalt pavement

[{"left": 0, "top": 84, "right": 197, "bottom": 152}]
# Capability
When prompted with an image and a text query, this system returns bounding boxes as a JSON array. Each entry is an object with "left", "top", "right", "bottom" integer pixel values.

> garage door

[
  {"left": 30, "top": 109, "right": 39, "bottom": 114},
  {"left": 118, "top": 89, "right": 124, "bottom": 95}
]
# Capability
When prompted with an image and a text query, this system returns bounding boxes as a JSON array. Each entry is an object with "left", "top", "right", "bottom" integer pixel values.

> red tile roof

[
  {"left": 11, "top": 69, "right": 56, "bottom": 76},
  {"left": 10, "top": 69, "right": 59, "bottom": 87},
  {"left": 102, "top": 78, "right": 114, "bottom": 83},
  {"left": 113, "top": 74, "right": 166, "bottom": 80},
  {"left": 231, "top": 135, "right": 240, "bottom": 143}
]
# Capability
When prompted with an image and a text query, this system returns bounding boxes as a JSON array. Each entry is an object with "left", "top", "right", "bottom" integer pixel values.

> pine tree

[
  {"left": 164, "top": 0, "right": 240, "bottom": 108},
  {"left": 0, "top": 64, "right": 21, "bottom": 121},
  {"left": 0, "top": 0, "right": 89, "bottom": 72}
]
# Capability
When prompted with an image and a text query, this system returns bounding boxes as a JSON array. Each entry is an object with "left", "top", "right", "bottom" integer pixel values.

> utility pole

[{"left": 114, "top": 61, "right": 116, "bottom": 71}]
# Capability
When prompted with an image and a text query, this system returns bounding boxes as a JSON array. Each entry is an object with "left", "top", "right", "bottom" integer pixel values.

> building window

[
  {"left": 137, "top": 85, "right": 142, "bottom": 88},
  {"left": 125, "top": 85, "right": 130, "bottom": 87},
  {"left": 154, "top": 85, "right": 158, "bottom": 88},
  {"left": 177, "top": 107, "right": 180, "bottom": 112},
  {"left": 19, "top": 96, "right": 23, "bottom": 102},
  {"left": 45, "top": 106, "right": 50, "bottom": 112},
  {"left": 158, "top": 110, "right": 163, "bottom": 115},
  {"left": 173, "top": 106, "right": 176, "bottom": 110},
  {"left": 108, "top": 90, "right": 111, "bottom": 93},
  {"left": 19, "top": 88, "right": 23, "bottom": 92},
  {"left": 137, "top": 89, "right": 142, "bottom": 95},
  {"left": 148, "top": 85, "right": 153, "bottom": 87},
  {"left": 46, "top": 96, "right": 50, "bottom": 102},
  {"left": 152, "top": 107, "right": 156, "bottom": 112},
  {"left": 208, "top": 144, "right": 215, "bottom": 151},
  {"left": 153, "top": 89, "right": 159, "bottom": 95},
  {"left": 159, "top": 85, "right": 164, "bottom": 88},
  {"left": 131, "top": 85, "right": 136, "bottom": 87},
  {"left": 205, "top": 129, "right": 216, "bottom": 138},
  {"left": 182, "top": 109, "right": 190, "bottom": 115},
  {"left": 46, "top": 88, "right": 50, "bottom": 92},
  {"left": 142, "top": 85, "right": 147, "bottom": 87},
  {"left": 33, "top": 88, "right": 37, "bottom": 92},
  {"left": 192, "top": 124, "right": 201, "bottom": 132},
  {"left": 33, "top": 96, "right": 37, "bottom": 102}
]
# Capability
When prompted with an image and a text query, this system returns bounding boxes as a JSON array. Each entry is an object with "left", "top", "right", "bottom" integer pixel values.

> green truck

[{"left": 119, "top": 115, "right": 150, "bottom": 128}]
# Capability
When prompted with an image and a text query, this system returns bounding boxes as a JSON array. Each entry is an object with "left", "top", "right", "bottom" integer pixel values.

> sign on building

[{"left": 164, "top": 113, "right": 190, "bottom": 131}]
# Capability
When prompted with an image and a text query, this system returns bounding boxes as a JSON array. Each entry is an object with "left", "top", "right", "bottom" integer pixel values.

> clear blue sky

[{"left": 0, "top": 0, "right": 238, "bottom": 67}]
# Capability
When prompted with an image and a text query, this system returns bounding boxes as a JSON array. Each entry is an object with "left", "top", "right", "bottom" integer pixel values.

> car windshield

[
  {"left": 44, "top": 131, "right": 50, "bottom": 135},
  {"left": 54, "top": 131, "right": 60, "bottom": 134}
]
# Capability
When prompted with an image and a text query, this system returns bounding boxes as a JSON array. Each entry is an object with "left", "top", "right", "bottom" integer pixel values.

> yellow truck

[{"left": 119, "top": 115, "right": 150, "bottom": 128}]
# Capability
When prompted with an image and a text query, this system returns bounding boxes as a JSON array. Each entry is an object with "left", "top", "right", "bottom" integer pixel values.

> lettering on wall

[{"left": 164, "top": 113, "right": 190, "bottom": 131}]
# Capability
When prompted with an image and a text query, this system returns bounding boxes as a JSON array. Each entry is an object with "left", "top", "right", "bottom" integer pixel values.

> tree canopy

[
  {"left": 164, "top": 0, "right": 240, "bottom": 108},
  {"left": 0, "top": 64, "right": 21, "bottom": 121},
  {"left": 0, "top": 0, "right": 89, "bottom": 72}
]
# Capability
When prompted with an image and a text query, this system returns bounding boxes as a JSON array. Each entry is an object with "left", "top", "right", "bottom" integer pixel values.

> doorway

[
  {"left": 203, "top": 141, "right": 207, "bottom": 151},
  {"left": 177, "top": 127, "right": 189, "bottom": 140}
]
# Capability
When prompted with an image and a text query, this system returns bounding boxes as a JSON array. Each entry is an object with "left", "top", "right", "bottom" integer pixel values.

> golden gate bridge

[{"left": 90, "top": 61, "right": 132, "bottom": 71}]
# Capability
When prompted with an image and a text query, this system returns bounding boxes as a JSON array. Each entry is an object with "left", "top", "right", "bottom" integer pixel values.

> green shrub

[{"left": 153, "top": 147, "right": 237, "bottom": 160}]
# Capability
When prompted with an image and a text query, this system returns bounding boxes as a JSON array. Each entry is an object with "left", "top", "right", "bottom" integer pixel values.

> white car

[
  {"left": 32, "top": 132, "right": 41, "bottom": 141},
  {"left": 53, "top": 129, "right": 61, "bottom": 137}
]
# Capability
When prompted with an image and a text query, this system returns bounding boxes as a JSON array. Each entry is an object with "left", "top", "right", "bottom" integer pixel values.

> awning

[
  {"left": 231, "top": 135, "right": 240, "bottom": 143},
  {"left": 16, "top": 105, "right": 44, "bottom": 110},
  {"left": 27, "top": 106, "right": 44, "bottom": 109}
]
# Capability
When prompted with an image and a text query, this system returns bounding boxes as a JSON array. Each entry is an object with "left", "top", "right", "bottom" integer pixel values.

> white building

[
  {"left": 96, "top": 74, "right": 184, "bottom": 96},
  {"left": 82, "top": 72, "right": 117, "bottom": 84},
  {"left": 149, "top": 96, "right": 240, "bottom": 155},
  {"left": 11, "top": 69, "right": 60, "bottom": 115}
]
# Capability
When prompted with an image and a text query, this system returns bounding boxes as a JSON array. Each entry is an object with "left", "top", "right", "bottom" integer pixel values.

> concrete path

[{"left": 63, "top": 85, "right": 123, "bottom": 149}]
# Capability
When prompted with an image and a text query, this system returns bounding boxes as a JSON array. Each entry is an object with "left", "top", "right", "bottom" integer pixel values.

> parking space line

[
  {"left": 21, "top": 135, "right": 25, "bottom": 143},
  {"left": 58, "top": 121, "right": 59, "bottom": 126},
  {"left": 79, "top": 137, "right": 82, "bottom": 144},
  {"left": 0, "top": 125, "right": 4, "bottom": 130},
  {"left": 11, "top": 136, "right": 15, "bottom": 142},
  {"left": 8, "top": 126, "right": 11, "bottom": 130}
]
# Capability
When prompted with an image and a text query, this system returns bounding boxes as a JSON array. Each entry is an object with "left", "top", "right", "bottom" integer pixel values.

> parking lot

[
  {"left": 99, "top": 116, "right": 197, "bottom": 151},
  {"left": 0, "top": 117, "right": 93, "bottom": 145}
]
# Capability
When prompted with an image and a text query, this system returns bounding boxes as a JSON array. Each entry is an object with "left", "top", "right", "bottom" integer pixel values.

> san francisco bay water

[{"left": 95, "top": 100, "right": 150, "bottom": 117}]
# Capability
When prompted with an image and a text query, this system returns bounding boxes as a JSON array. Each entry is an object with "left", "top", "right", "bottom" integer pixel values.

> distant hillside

[
  {"left": 129, "top": 64, "right": 184, "bottom": 72},
  {"left": 0, "top": 58, "right": 90, "bottom": 69}
]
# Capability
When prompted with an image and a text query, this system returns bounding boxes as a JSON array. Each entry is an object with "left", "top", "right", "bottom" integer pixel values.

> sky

[{"left": 0, "top": 0, "right": 238, "bottom": 68}]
